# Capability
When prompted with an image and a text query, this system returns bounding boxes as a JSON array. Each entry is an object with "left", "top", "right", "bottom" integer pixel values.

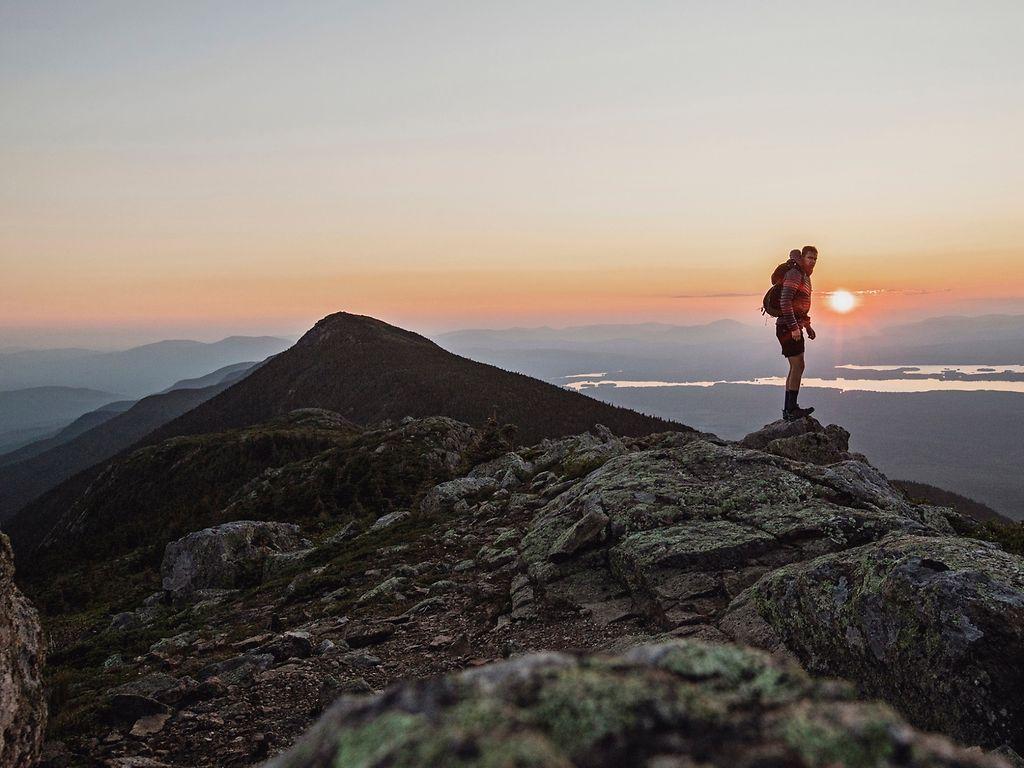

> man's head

[{"left": 800, "top": 245, "right": 818, "bottom": 275}]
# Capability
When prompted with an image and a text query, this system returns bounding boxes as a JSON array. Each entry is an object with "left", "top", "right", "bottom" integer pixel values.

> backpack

[{"left": 761, "top": 259, "right": 799, "bottom": 317}]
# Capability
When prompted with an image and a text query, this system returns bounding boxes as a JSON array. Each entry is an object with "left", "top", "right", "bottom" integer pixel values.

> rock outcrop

[
  {"left": 739, "top": 416, "right": 868, "bottom": 465},
  {"left": 1, "top": 533, "right": 46, "bottom": 767},
  {"left": 723, "top": 534, "right": 1024, "bottom": 751},
  {"left": 161, "top": 520, "right": 310, "bottom": 601},
  {"left": 265, "top": 639, "right": 1008, "bottom": 768},
  {"left": 520, "top": 435, "right": 938, "bottom": 631}
]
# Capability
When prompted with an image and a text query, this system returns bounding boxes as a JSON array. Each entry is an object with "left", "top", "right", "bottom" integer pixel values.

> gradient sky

[{"left": 3, "top": 1, "right": 1023, "bottom": 346}]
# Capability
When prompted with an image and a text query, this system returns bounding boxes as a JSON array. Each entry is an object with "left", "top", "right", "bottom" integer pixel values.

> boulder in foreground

[
  {"left": 1, "top": 533, "right": 46, "bottom": 768},
  {"left": 265, "top": 638, "right": 1009, "bottom": 768},
  {"left": 724, "top": 534, "right": 1024, "bottom": 751}
]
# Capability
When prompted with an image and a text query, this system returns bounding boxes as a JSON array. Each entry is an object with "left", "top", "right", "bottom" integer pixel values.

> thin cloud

[
  {"left": 672, "top": 288, "right": 952, "bottom": 299},
  {"left": 829, "top": 288, "right": 953, "bottom": 296},
  {"left": 672, "top": 292, "right": 760, "bottom": 299}
]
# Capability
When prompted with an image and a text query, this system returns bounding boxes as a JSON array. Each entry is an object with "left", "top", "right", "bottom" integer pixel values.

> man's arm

[{"left": 779, "top": 269, "right": 802, "bottom": 338}]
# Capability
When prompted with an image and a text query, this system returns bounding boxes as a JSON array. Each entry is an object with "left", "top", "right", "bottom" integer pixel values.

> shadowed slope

[{"left": 0, "top": 384, "right": 233, "bottom": 525}]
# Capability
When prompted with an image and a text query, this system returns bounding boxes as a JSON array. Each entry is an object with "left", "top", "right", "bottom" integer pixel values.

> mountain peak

[
  {"left": 295, "top": 312, "right": 434, "bottom": 350},
  {"left": 150, "top": 312, "right": 690, "bottom": 445}
]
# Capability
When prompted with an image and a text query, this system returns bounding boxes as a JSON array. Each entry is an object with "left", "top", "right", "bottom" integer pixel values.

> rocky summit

[
  {"left": 10, "top": 410, "right": 1024, "bottom": 767},
  {"left": 0, "top": 532, "right": 46, "bottom": 767}
]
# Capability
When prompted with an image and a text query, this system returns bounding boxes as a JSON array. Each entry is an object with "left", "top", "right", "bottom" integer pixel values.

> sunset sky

[{"left": 3, "top": 1, "right": 1023, "bottom": 347}]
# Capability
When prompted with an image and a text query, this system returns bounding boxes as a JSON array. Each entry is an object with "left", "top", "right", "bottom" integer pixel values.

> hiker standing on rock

[{"left": 775, "top": 245, "right": 817, "bottom": 421}]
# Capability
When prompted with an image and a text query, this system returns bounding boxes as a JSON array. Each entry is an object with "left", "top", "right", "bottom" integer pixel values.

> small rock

[
  {"left": 477, "top": 546, "right": 517, "bottom": 570},
  {"left": 429, "top": 579, "right": 457, "bottom": 595},
  {"left": 340, "top": 652, "right": 381, "bottom": 669},
  {"left": 149, "top": 631, "right": 198, "bottom": 655},
  {"left": 369, "top": 510, "right": 411, "bottom": 531},
  {"left": 103, "top": 694, "right": 169, "bottom": 726},
  {"left": 109, "top": 612, "right": 141, "bottom": 631},
  {"left": 357, "top": 576, "right": 410, "bottom": 605},
  {"left": 130, "top": 713, "right": 170, "bottom": 737},
  {"left": 341, "top": 621, "right": 394, "bottom": 649},
  {"left": 404, "top": 596, "right": 445, "bottom": 616},
  {"left": 321, "top": 521, "right": 359, "bottom": 547},
  {"left": 254, "top": 631, "right": 314, "bottom": 662}
]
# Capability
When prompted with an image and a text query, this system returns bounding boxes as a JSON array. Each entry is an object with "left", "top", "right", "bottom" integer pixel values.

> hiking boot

[{"left": 782, "top": 406, "right": 815, "bottom": 422}]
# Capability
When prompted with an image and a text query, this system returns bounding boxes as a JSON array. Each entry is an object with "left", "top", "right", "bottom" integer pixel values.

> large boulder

[
  {"left": 1, "top": 533, "right": 46, "bottom": 767},
  {"left": 520, "top": 439, "right": 942, "bottom": 628},
  {"left": 161, "top": 520, "right": 310, "bottom": 601},
  {"left": 739, "top": 416, "right": 867, "bottom": 465},
  {"left": 723, "top": 534, "right": 1024, "bottom": 751},
  {"left": 264, "top": 638, "right": 1008, "bottom": 768}
]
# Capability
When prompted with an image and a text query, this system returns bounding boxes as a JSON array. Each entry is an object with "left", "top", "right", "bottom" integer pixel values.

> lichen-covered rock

[
  {"left": 739, "top": 415, "right": 828, "bottom": 450},
  {"left": 521, "top": 439, "right": 940, "bottom": 626},
  {"left": 369, "top": 509, "right": 411, "bottom": 531},
  {"left": 1, "top": 533, "right": 46, "bottom": 768},
  {"left": 161, "top": 520, "right": 310, "bottom": 601},
  {"left": 524, "top": 428, "right": 630, "bottom": 480},
  {"left": 468, "top": 451, "right": 535, "bottom": 488},
  {"left": 740, "top": 417, "right": 869, "bottom": 466},
  {"left": 264, "top": 638, "right": 1009, "bottom": 768},
  {"left": 419, "top": 477, "right": 498, "bottom": 515},
  {"left": 724, "top": 534, "right": 1024, "bottom": 751}
]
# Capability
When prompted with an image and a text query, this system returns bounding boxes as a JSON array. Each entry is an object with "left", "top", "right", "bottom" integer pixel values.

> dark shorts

[{"left": 777, "top": 327, "right": 805, "bottom": 358}]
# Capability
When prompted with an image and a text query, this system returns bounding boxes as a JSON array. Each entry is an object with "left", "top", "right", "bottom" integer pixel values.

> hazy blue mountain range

[
  {"left": 0, "top": 401, "right": 133, "bottom": 469},
  {"left": 0, "top": 387, "right": 119, "bottom": 454},
  {"left": 0, "top": 336, "right": 292, "bottom": 397},
  {"left": 159, "top": 361, "right": 258, "bottom": 393}
]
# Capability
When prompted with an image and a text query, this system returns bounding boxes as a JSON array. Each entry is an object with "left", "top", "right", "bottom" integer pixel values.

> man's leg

[
  {"left": 784, "top": 354, "right": 805, "bottom": 416},
  {"left": 788, "top": 353, "right": 805, "bottom": 391}
]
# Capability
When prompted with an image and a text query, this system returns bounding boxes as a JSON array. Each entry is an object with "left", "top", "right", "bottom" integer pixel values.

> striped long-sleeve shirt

[{"left": 776, "top": 264, "right": 812, "bottom": 333}]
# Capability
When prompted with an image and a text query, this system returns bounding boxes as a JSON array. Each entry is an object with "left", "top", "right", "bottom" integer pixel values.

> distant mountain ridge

[
  {"left": 160, "top": 361, "right": 257, "bottom": 393},
  {"left": 0, "top": 387, "right": 121, "bottom": 455},
  {"left": 0, "top": 404, "right": 131, "bottom": 470},
  {"left": 149, "top": 312, "right": 690, "bottom": 447},
  {"left": 0, "top": 336, "right": 291, "bottom": 397}
]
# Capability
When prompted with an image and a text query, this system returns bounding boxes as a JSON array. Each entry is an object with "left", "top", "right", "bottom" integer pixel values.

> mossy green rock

[
  {"left": 521, "top": 439, "right": 939, "bottom": 626},
  {"left": 726, "top": 534, "right": 1024, "bottom": 751},
  {"left": 264, "top": 639, "right": 1008, "bottom": 768}
]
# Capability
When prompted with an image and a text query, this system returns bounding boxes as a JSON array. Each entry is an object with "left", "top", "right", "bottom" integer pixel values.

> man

[{"left": 777, "top": 245, "right": 817, "bottom": 421}]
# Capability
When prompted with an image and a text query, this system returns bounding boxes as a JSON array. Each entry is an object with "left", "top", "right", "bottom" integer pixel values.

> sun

[{"left": 829, "top": 290, "right": 856, "bottom": 313}]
